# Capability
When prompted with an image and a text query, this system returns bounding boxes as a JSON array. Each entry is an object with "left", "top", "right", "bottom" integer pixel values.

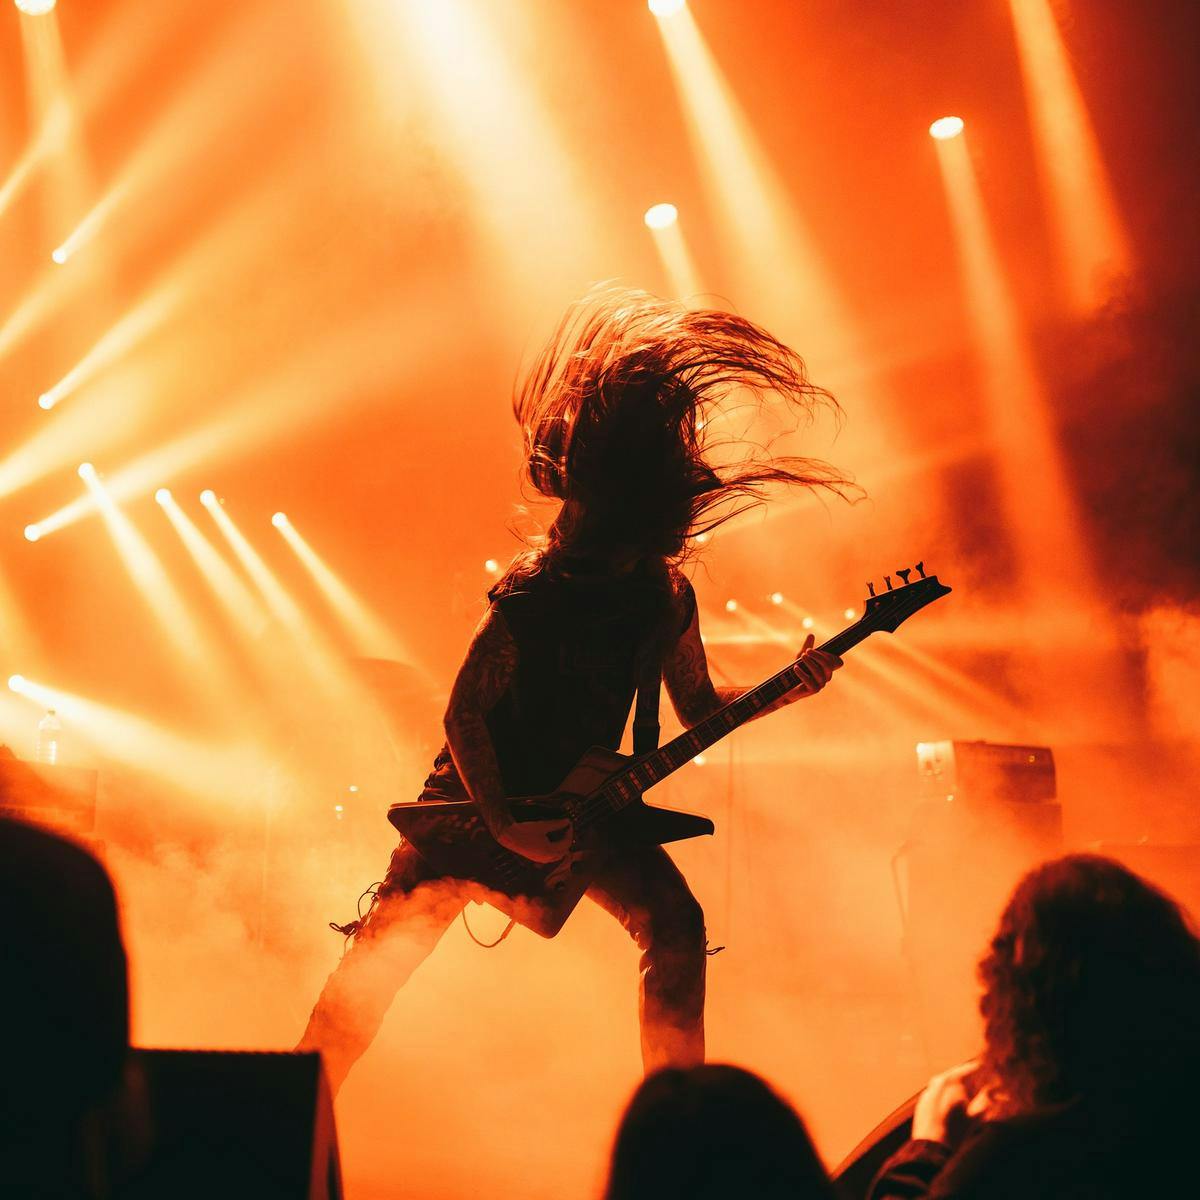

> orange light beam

[
  {"left": 272, "top": 515, "right": 411, "bottom": 664},
  {"left": 158, "top": 492, "right": 269, "bottom": 640},
  {"left": 652, "top": 6, "right": 898, "bottom": 485},
  {"left": 653, "top": 7, "right": 854, "bottom": 366},
  {"left": 201, "top": 497, "right": 378, "bottom": 712},
  {"left": 9, "top": 266, "right": 448, "bottom": 517},
  {"left": 648, "top": 218, "right": 704, "bottom": 305},
  {"left": 1007, "top": 0, "right": 1133, "bottom": 312},
  {"left": 7, "top": 674, "right": 286, "bottom": 808},
  {"left": 80, "top": 468, "right": 232, "bottom": 694},
  {"left": 368, "top": 0, "right": 617, "bottom": 297},
  {"left": 934, "top": 134, "right": 1095, "bottom": 601},
  {"left": 36, "top": 283, "right": 181, "bottom": 410},
  {"left": 18, "top": 7, "right": 94, "bottom": 250},
  {"left": 42, "top": 2, "right": 300, "bottom": 266}
]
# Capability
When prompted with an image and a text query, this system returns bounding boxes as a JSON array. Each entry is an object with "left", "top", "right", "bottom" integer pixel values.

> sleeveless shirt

[{"left": 421, "top": 563, "right": 694, "bottom": 800}]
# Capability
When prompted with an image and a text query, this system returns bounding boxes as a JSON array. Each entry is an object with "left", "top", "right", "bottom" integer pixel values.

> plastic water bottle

[{"left": 35, "top": 709, "right": 61, "bottom": 765}]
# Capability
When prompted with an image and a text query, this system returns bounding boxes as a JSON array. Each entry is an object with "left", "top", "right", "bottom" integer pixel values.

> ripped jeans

[{"left": 299, "top": 839, "right": 707, "bottom": 1090}]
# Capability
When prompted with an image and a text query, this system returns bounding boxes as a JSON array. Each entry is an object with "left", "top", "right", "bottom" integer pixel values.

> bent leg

[
  {"left": 587, "top": 842, "right": 706, "bottom": 1073},
  {"left": 299, "top": 842, "right": 464, "bottom": 1091}
]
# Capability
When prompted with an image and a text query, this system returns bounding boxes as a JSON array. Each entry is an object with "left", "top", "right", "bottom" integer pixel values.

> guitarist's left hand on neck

[{"left": 753, "top": 634, "right": 842, "bottom": 717}]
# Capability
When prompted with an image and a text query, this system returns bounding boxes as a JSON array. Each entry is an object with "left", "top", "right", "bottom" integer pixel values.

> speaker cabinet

[{"left": 127, "top": 1050, "right": 341, "bottom": 1199}]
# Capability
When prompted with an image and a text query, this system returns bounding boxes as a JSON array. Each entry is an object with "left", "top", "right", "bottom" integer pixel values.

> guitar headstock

[{"left": 859, "top": 561, "right": 951, "bottom": 634}]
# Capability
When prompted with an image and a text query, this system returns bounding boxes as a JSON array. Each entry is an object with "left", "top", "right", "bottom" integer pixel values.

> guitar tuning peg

[
  {"left": 915, "top": 561, "right": 927, "bottom": 579},
  {"left": 884, "top": 575, "right": 893, "bottom": 591},
  {"left": 897, "top": 567, "right": 912, "bottom": 586},
  {"left": 866, "top": 581, "right": 876, "bottom": 597}
]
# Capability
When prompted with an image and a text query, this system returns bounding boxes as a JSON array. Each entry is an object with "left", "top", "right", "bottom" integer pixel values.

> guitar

[{"left": 388, "top": 563, "right": 951, "bottom": 938}]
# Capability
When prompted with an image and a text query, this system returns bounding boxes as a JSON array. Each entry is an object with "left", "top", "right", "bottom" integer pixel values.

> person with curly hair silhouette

[{"left": 872, "top": 854, "right": 1200, "bottom": 1198}]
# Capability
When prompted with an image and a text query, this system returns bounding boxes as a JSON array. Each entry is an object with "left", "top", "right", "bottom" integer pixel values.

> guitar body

[{"left": 387, "top": 747, "right": 714, "bottom": 939}]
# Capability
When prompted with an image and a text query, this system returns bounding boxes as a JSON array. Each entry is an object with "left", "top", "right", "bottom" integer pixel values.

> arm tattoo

[
  {"left": 443, "top": 605, "right": 519, "bottom": 834},
  {"left": 663, "top": 584, "right": 798, "bottom": 727},
  {"left": 664, "top": 605, "right": 724, "bottom": 727}
]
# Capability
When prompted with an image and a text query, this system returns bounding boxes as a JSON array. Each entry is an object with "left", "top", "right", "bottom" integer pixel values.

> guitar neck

[{"left": 605, "top": 621, "right": 873, "bottom": 803}]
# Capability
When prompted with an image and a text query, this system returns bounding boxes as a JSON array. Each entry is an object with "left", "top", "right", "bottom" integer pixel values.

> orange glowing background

[{"left": 0, "top": 2, "right": 1196, "bottom": 1197}]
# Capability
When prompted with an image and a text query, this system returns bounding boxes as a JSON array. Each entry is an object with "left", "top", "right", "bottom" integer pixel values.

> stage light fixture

[
  {"left": 930, "top": 116, "right": 965, "bottom": 140},
  {"left": 271, "top": 511, "right": 289, "bottom": 529},
  {"left": 484, "top": 558, "right": 500, "bottom": 574},
  {"left": 8, "top": 674, "right": 25, "bottom": 691},
  {"left": 644, "top": 202, "right": 679, "bottom": 230},
  {"left": 24, "top": 524, "right": 41, "bottom": 542},
  {"left": 37, "top": 393, "right": 54, "bottom": 410},
  {"left": 155, "top": 488, "right": 171, "bottom": 505},
  {"left": 724, "top": 599, "right": 738, "bottom": 613},
  {"left": 844, "top": 607, "right": 857, "bottom": 620},
  {"left": 199, "top": 489, "right": 217, "bottom": 506},
  {"left": 78, "top": 462, "right": 96, "bottom": 480},
  {"left": 649, "top": 0, "right": 686, "bottom": 16},
  {"left": 770, "top": 592, "right": 784, "bottom": 605},
  {"left": 14, "top": 0, "right": 57, "bottom": 15},
  {"left": 50, "top": 247, "right": 68, "bottom": 264},
  {"left": 802, "top": 616, "right": 815, "bottom": 630}
]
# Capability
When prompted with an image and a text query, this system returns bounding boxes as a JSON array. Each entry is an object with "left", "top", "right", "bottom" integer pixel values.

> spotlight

[
  {"left": 929, "top": 116, "right": 965, "bottom": 140},
  {"left": 14, "top": 0, "right": 57, "bottom": 15},
  {"left": 78, "top": 462, "right": 96, "bottom": 480},
  {"left": 37, "top": 393, "right": 54, "bottom": 410},
  {"left": 695, "top": 532, "right": 710, "bottom": 545},
  {"left": 843, "top": 607, "right": 857, "bottom": 620},
  {"left": 199, "top": 489, "right": 217, "bottom": 506},
  {"left": 24, "top": 524, "right": 40, "bottom": 542},
  {"left": 724, "top": 599, "right": 738, "bottom": 613},
  {"left": 50, "top": 247, "right": 68, "bottom": 265},
  {"left": 8, "top": 674, "right": 25, "bottom": 691},
  {"left": 271, "top": 512, "right": 289, "bottom": 529},
  {"left": 693, "top": 754, "right": 707, "bottom": 766},
  {"left": 644, "top": 202, "right": 679, "bottom": 230},
  {"left": 648, "top": 0, "right": 686, "bottom": 15},
  {"left": 155, "top": 488, "right": 171, "bottom": 505},
  {"left": 770, "top": 592, "right": 784, "bottom": 605},
  {"left": 802, "top": 616, "right": 815, "bottom": 630},
  {"left": 484, "top": 559, "right": 500, "bottom": 575}
]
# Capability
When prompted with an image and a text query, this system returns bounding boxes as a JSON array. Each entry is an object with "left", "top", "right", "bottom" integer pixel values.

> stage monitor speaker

[
  {"left": 128, "top": 1049, "right": 341, "bottom": 1199},
  {"left": 832, "top": 1093, "right": 917, "bottom": 1199}
]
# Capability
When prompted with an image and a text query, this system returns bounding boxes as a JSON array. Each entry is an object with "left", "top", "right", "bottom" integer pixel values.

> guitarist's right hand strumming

[{"left": 493, "top": 815, "right": 572, "bottom": 863}]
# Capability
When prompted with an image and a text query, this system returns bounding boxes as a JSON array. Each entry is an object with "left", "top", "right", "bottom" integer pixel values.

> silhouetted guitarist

[{"left": 299, "top": 288, "right": 847, "bottom": 1089}]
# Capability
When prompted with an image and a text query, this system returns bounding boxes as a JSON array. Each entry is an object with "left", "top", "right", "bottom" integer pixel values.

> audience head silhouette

[
  {"left": 604, "top": 1064, "right": 834, "bottom": 1200},
  {"left": 979, "top": 853, "right": 1200, "bottom": 1119},
  {"left": 0, "top": 819, "right": 131, "bottom": 1194}
]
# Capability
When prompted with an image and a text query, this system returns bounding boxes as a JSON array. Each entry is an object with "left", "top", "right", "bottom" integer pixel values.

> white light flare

[
  {"left": 929, "top": 116, "right": 965, "bottom": 140},
  {"left": 644, "top": 202, "right": 679, "bottom": 230},
  {"left": 648, "top": 0, "right": 686, "bottom": 16}
]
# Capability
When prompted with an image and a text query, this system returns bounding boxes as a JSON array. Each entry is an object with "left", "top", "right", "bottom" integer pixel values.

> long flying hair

[
  {"left": 978, "top": 854, "right": 1200, "bottom": 1120},
  {"left": 508, "top": 287, "right": 853, "bottom": 576}
]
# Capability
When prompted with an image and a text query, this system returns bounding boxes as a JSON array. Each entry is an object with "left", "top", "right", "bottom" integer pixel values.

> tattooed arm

[
  {"left": 443, "top": 604, "right": 569, "bottom": 863},
  {"left": 663, "top": 590, "right": 842, "bottom": 728}
]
